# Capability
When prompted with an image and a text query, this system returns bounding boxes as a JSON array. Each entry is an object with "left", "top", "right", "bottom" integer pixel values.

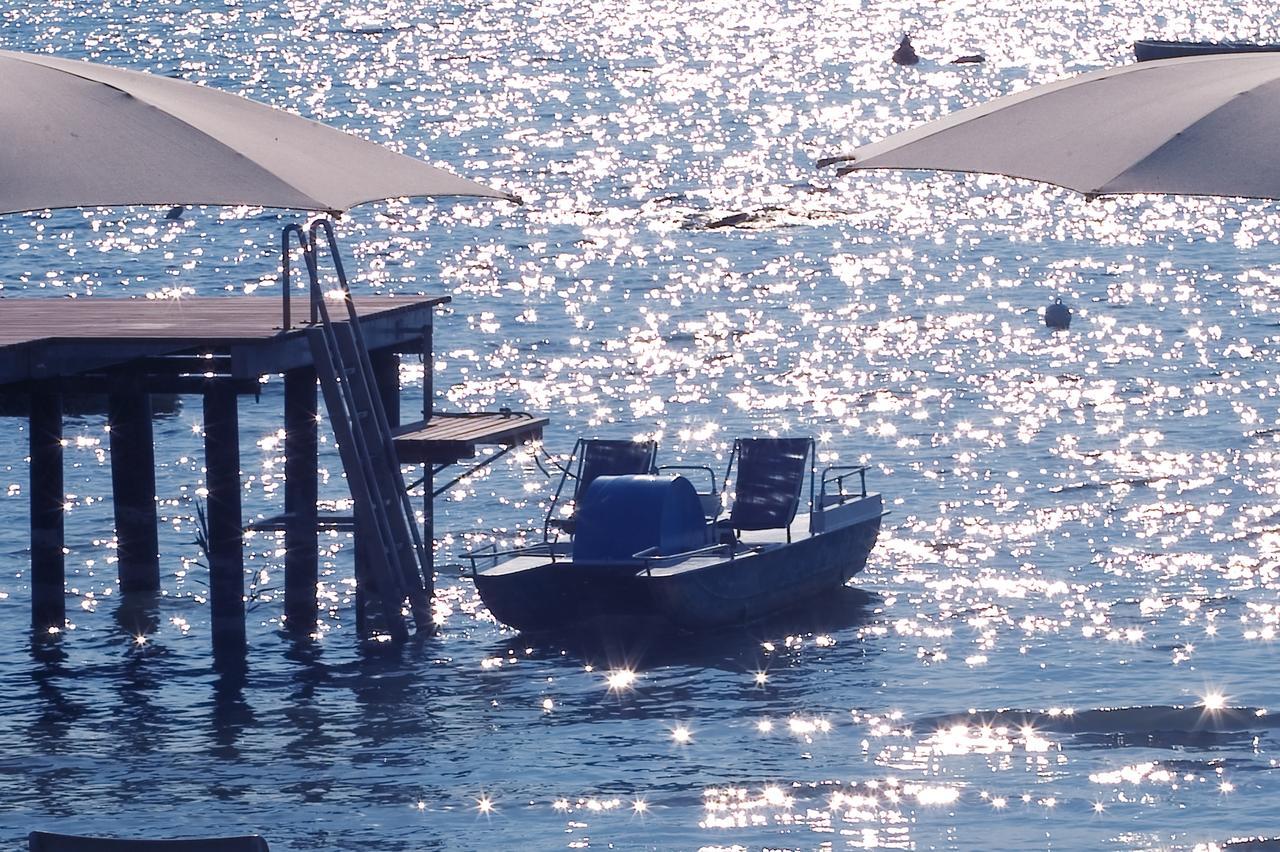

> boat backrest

[
  {"left": 29, "top": 833, "right": 269, "bottom": 852},
  {"left": 727, "top": 438, "right": 813, "bottom": 537},
  {"left": 574, "top": 439, "right": 658, "bottom": 504},
  {"left": 545, "top": 438, "right": 658, "bottom": 538}
]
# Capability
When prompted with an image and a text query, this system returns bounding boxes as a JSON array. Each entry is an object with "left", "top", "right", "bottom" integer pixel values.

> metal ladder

[{"left": 284, "top": 220, "right": 432, "bottom": 641}]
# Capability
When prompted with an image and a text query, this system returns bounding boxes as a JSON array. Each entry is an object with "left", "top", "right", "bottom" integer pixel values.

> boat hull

[
  {"left": 1133, "top": 39, "right": 1280, "bottom": 62},
  {"left": 472, "top": 509, "right": 882, "bottom": 633},
  {"left": 644, "top": 512, "right": 882, "bottom": 628},
  {"left": 473, "top": 559, "right": 653, "bottom": 633}
]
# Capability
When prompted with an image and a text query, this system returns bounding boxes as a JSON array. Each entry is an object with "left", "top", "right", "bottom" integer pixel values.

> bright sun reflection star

[
  {"left": 1202, "top": 690, "right": 1227, "bottom": 711},
  {"left": 672, "top": 724, "right": 692, "bottom": 744},
  {"left": 632, "top": 798, "right": 648, "bottom": 814},
  {"left": 606, "top": 669, "right": 636, "bottom": 692},
  {"left": 754, "top": 671, "right": 768, "bottom": 685},
  {"left": 476, "top": 795, "right": 495, "bottom": 814}
]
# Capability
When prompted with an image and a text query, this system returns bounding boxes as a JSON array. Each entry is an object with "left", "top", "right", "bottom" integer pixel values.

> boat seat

[
  {"left": 656, "top": 463, "right": 722, "bottom": 521},
  {"left": 29, "top": 832, "right": 269, "bottom": 851},
  {"left": 546, "top": 438, "right": 657, "bottom": 536},
  {"left": 727, "top": 438, "right": 813, "bottom": 543}
]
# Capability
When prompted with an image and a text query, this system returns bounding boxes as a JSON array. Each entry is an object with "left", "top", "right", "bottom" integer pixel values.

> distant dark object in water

[
  {"left": 1133, "top": 38, "right": 1280, "bottom": 62},
  {"left": 706, "top": 212, "right": 756, "bottom": 229},
  {"left": 892, "top": 34, "right": 919, "bottom": 66},
  {"left": 28, "top": 831, "right": 270, "bottom": 851},
  {"left": 165, "top": 205, "right": 184, "bottom": 220},
  {"left": 917, "top": 703, "right": 1280, "bottom": 737},
  {"left": 951, "top": 54, "right": 985, "bottom": 64},
  {"left": 1045, "top": 297, "right": 1071, "bottom": 330}
]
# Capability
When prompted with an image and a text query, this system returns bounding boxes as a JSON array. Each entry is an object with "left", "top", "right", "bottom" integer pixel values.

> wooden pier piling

[
  {"left": 29, "top": 391, "right": 64, "bottom": 632},
  {"left": 203, "top": 383, "right": 246, "bottom": 659},
  {"left": 283, "top": 366, "right": 319, "bottom": 633},
  {"left": 421, "top": 325, "right": 435, "bottom": 603},
  {"left": 371, "top": 350, "right": 400, "bottom": 428},
  {"left": 108, "top": 379, "right": 160, "bottom": 593}
]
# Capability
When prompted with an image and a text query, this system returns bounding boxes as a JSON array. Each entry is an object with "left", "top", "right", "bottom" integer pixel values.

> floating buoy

[
  {"left": 1045, "top": 297, "right": 1071, "bottom": 330},
  {"left": 893, "top": 34, "right": 919, "bottom": 66}
]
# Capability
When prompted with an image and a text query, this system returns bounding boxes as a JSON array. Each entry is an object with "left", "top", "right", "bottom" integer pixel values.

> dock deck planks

[
  {"left": 394, "top": 412, "right": 548, "bottom": 464},
  {"left": 0, "top": 295, "right": 449, "bottom": 384}
]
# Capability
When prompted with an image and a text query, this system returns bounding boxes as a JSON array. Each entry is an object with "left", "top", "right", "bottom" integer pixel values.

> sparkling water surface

[{"left": 3, "top": 0, "right": 1280, "bottom": 848}]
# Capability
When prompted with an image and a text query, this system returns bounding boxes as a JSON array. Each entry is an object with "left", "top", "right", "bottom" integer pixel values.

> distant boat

[
  {"left": 1133, "top": 39, "right": 1280, "bottom": 62},
  {"left": 469, "top": 437, "right": 884, "bottom": 633}
]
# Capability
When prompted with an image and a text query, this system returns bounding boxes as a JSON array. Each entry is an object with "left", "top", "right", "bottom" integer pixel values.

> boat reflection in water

[{"left": 469, "top": 437, "right": 885, "bottom": 634}]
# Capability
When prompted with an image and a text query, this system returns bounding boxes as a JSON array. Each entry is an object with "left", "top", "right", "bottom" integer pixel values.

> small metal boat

[
  {"left": 1133, "top": 39, "right": 1280, "bottom": 62},
  {"left": 470, "top": 437, "right": 884, "bottom": 632}
]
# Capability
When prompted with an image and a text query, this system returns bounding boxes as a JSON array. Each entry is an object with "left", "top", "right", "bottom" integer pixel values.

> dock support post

[
  {"left": 283, "top": 367, "right": 318, "bottom": 634},
  {"left": 109, "top": 382, "right": 160, "bottom": 593},
  {"left": 371, "top": 349, "right": 400, "bottom": 428},
  {"left": 30, "top": 391, "right": 65, "bottom": 632},
  {"left": 353, "top": 349, "right": 399, "bottom": 640},
  {"left": 203, "top": 383, "right": 246, "bottom": 661},
  {"left": 421, "top": 327, "right": 435, "bottom": 605}
]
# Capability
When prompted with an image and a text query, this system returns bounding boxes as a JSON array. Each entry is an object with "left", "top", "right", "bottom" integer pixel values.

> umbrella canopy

[
  {"left": 0, "top": 49, "right": 514, "bottom": 215},
  {"left": 818, "top": 53, "right": 1280, "bottom": 201}
]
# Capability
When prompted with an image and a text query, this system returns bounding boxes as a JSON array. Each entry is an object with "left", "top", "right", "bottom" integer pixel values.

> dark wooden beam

[
  {"left": 421, "top": 324, "right": 435, "bottom": 609},
  {"left": 4, "top": 376, "right": 260, "bottom": 397},
  {"left": 29, "top": 392, "right": 64, "bottom": 632},
  {"left": 283, "top": 367, "right": 318, "bottom": 634},
  {"left": 203, "top": 384, "right": 246, "bottom": 661},
  {"left": 109, "top": 382, "right": 160, "bottom": 593},
  {"left": 370, "top": 349, "right": 400, "bottom": 428}
]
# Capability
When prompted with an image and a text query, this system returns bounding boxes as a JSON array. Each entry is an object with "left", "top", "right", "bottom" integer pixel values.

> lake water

[{"left": 3, "top": 0, "right": 1280, "bottom": 849}]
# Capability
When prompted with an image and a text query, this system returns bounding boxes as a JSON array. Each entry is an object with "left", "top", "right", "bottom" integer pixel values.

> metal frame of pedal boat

[{"left": 466, "top": 437, "right": 659, "bottom": 575}]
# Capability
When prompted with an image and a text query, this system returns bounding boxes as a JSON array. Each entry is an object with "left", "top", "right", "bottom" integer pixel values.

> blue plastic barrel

[{"left": 573, "top": 475, "right": 708, "bottom": 562}]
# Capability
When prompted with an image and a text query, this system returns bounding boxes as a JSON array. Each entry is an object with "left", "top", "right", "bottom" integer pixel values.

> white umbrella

[
  {"left": 0, "top": 48, "right": 514, "bottom": 214},
  {"left": 818, "top": 53, "right": 1280, "bottom": 202}
]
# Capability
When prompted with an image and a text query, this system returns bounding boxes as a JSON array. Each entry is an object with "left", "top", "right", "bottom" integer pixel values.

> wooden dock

[
  {"left": 0, "top": 295, "right": 443, "bottom": 384},
  {"left": 0, "top": 294, "right": 544, "bottom": 659}
]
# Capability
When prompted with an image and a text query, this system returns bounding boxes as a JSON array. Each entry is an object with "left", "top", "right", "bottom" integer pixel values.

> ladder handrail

[
  {"left": 300, "top": 240, "right": 415, "bottom": 638},
  {"left": 280, "top": 224, "right": 306, "bottom": 331},
  {"left": 303, "top": 219, "right": 433, "bottom": 634},
  {"left": 309, "top": 220, "right": 434, "bottom": 603}
]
